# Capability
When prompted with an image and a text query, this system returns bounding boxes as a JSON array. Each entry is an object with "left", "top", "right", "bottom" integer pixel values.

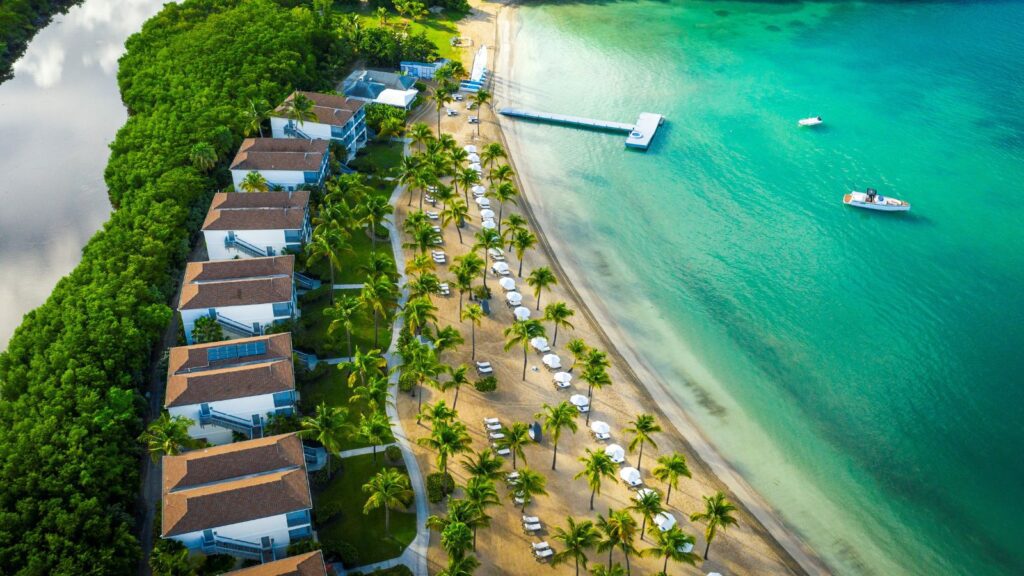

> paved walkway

[
  {"left": 332, "top": 283, "right": 364, "bottom": 290},
  {"left": 338, "top": 444, "right": 395, "bottom": 459}
]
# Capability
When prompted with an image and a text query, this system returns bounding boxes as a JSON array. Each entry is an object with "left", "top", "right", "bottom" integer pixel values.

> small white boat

[
  {"left": 843, "top": 188, "right": 910, "bottom": 212},
  {"left": 798, "top": 116, "right": 823, "bottom": 127}
]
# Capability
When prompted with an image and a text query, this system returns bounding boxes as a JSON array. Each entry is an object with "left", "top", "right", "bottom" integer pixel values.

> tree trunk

[
  {"left": 522, "top": 346, "right": 528, "bottom": 380},
  {"left": 704, "top": 540, "right": 710, "bottom": 560},
  {"left": 663, "top": 556, "right": 669, "bottom": 574},
  {"left": 456, "top": 226, "right": 463, "bottom": 244},
  {"left": 417, "top": 382, "right": 424, "bottom": 411},
  {"left": 498, "top": 203, "right": 504, "bottom": 234},
  {"left": 385, "top": 507, "right": 391, "bottom": 537},
  {"left": 518, "top": 255, "right": 525, "bottom": 277},
  {"left": 372, "top": 445, "right": 378, "bottom": 467},
  {"left": 640, "top": 516, "right": 647, "bottom": 541},
  {"left": 453, "top": 386, "right": 460, "bottom": 410},
  {"left": 347, "top": 331, "right": 353, "bottom": 359},
  {"left": 536, "top": 290, "right": 542, "bottom": 310},
  {"left": 590, "top": 488, "right": 596, "bottom": 511},
  {"left": 551, "top": 441, "right": 558, "bottom": 470},
  {"left": 637, "top": 442, "right": 645, "bottom": 471},
  {"left": 608, "top": 547, "right": 613, "bottom": 569},
  {"left": 471, "top": 325, "right": 476, "bottom": 360},
  {"left": 482, "top": 254, "right": 489, "bottom": 290},
  {"left": 625, "top": 551, "right": 631, "bottom": 576},
  {"left": 665, "top": 484, "right": 672, "bottom": 505},
  {"left": 553, "top": 324, "right": 559, "bottom": 346}
]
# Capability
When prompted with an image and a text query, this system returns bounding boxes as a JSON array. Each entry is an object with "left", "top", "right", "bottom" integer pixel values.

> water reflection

[{"left": 0, "top": 0, "right": 166, "bottom": 347}]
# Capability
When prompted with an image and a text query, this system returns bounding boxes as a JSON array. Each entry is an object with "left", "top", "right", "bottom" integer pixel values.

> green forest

[
  {"left": 0, "top": 0, "right": 81, "bottom": 79},
  {"left": 0, "top": 0, "right": 440, "bottom": 572}
]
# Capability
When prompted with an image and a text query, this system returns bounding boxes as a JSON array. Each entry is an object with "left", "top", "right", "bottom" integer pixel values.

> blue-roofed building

[{"left": 342, "top": 69, "right": 419, "bottom": 109}]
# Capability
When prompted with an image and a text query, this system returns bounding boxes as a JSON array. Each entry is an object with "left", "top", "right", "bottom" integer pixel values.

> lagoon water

[{"left": 506, "top": 1, "right": 1024, "bottom": 574}]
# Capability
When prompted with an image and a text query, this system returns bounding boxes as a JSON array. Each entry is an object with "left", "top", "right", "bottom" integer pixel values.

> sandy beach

[{"left": 394, "top": 1, "right": 831, "bottom": 574}]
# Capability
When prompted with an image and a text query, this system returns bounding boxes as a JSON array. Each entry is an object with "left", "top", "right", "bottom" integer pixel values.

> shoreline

[{"left": 483, "top": 3, "right": 830, "bottom": 574}]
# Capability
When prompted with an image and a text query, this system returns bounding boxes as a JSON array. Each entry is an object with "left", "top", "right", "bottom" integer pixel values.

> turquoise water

[{"left": 506, "top": 2, "right": 1024, "bottom": 574}]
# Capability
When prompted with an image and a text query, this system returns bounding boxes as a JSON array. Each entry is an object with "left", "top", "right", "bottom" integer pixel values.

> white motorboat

[
  {"left": 798, "top": 116, "right": 823, "bottom": 127},
  {"left": 843, "top": 188, "right": 910, "bottom": 212}
]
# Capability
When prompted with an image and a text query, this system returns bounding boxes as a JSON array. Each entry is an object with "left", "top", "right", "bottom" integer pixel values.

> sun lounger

[
  {"left": 534, "top": 548, "right": 554, "bottom": 561},
  {"left": 523, "top": 522, "right": 542, "bottom": 532},
  {"left": 594, "top": 432, "right": 611, "bottom": 441},
  {"left": 625, "top": 478, "right": 643, "bottom": 488},
  {"left": 483, "top": 417, "right": 500, "bottom": 425},
  {"left": 531, "top": 541, "right": 550, "bottom": 551},
  {"left": 432, "top": 226, "right": 442, "bottom": 233},
  {"left": 506, "top": 471, "right": 520, "bottom": 483},
  {"left": 476, "top": 361, "right": 493, "bottom": 374},
  {"left": 426, "top": 211, "right": 440, "bottom": 220},
  {"left": 554, "top": 380, "right": 571, "bottom": 390},
  {"left": 522, "top": 515, "right": 540, "bottom": 524},
  {"left": 514, "top": 495, "right": 525, "bottom": 506},
  {"left": 489, "top": 432, "right": 505, "bottom": 440},
  {"left": 485, "top": 422, "right": 502, "bottom": 431},
  {"left": 577, "top": 405, "right": 590, "bottom": 413},
  {"left": 495, "top": 446, "right": 511, "bottom": 456}
]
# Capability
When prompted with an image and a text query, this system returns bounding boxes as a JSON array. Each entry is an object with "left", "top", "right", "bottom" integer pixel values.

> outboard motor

[{"left": 866, "top": 188, "right": 878, "bottom": 201}]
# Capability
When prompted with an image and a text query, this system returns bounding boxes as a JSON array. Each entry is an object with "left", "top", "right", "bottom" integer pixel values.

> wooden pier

[{"left": 499, "top": 107, "right": 664, "bottom": 150}]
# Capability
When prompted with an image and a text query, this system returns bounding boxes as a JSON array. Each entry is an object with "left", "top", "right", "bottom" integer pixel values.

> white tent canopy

[
  {"left": 570, "top": 394, "right": 590, "bottom": 408},
  {"left": 605, "top": 444, "right": 625, "bottom": 463},
  {"left": 514, "top": 306, "right": 531, "bottom": 321},
  {"left": 590, "top": 421, "right": 610, "bottom": 435},
  {"left": 619, "top": 467, "right": 641, "bottom": 485},
  {"left": 376, "top": 88, "right": 418, "bottom": 108},
  {"left": 498, "top": 277, "right": 516, "bottom": 291},
  {"left": 542, "top": 354, "right": 562, "bottom": 369},
  {"left": 553, "top": 371, "right": 572, "bottom": 384},
  {"left": 506, "top": 292, "right": 523, "bottom": 306},
  {"left": 654, "top": 512, "right": 677, "bottom": 532}
]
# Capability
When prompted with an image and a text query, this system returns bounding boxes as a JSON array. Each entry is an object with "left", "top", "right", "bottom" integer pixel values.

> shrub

[
  {"left": 385, "top": 444, "right": 403, "bottom": 463},
  {"left": 287, "top": 538, "right": 322, "bottom": 556},
  {"left": 426, "top": 472, "right": 455, "bottom": 503},
  {"left": 199, "top": 554, "right": 236, "bottom": 576},
  {"left": 369, "top": 566, "right": 414, "bottom": 576},
  {"left": 321, "top": 536, "right": 361, "bottom": 568},
  {"left": 474, "top": 375, "right": 497, "bottom": 392},
  {"left": 316, "top": 496, "right": 347, "bottom": 525}
]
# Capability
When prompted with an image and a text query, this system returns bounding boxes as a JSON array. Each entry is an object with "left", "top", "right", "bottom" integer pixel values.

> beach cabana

[
  {"left": 590, "top": 420, "right": 610, "bottom": 440},
  {"left": 506, "top": 292, "right": 523, "bottom": 306},
  {"left": 530, "top": 336, "right": 550, "bottom": 353},
  {"left": 619, "top": 466, "right": 642, "bottom": 487},
  {"left": 499, "top": 277, "right": 517, "bottom": 292},
  {"left": 654, "top": 512, "right": 677, "bottom": 532},
  {"left": 542, "top": 354, "right": 562, "bottom": 370},
  {"left": 514, "top": 306, "right": 531, "bottom": 321},
  {"left": 605, "top": 443, "right": 625, "bottom": 463}
]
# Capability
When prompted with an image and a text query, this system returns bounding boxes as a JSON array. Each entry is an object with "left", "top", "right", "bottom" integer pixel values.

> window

[
  {"left": 286, "top": 509, "right": 310, "bottom": 527},
  {"left": 273, "top": 391, "right": 295, "bottom": 408},
  {"left": 288, "top": 526, "right": 312, "bottom": 541},
  {"left": 330, "top": 125, "right": 346, "bottom": 139},
  {"left": 272, "top": 302, "right": 293, "bottom": 318},
  {"left": 207, "top": 340, "right": 267, "bottom": 363},
  {"left": 303, "top": 171, "right": 320, "bottom": 184},
  {"left": 284, "top": 229, "right": 302, "bottom": 242}
]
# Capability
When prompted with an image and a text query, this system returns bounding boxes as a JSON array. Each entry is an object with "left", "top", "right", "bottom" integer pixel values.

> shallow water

[
  {"left": 0, "top": 0, "right": 165, "bottom": 347},
  {"left": 506, "top": 2, "right": 1024, "bottom": 574}
]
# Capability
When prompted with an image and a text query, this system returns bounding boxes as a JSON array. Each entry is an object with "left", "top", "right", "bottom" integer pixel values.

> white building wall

[
  {"left": 168, "top": 393, "right": 285, "bottom": 445},
  {"left": 231, "top": 169, "right": 309, "bottom": 192},
  {"left": 204, "top": 229, "right": 299, "bottom": 260},
  {"left": 270, "top": 117, "right": 333, "bottom": 141},
  {"left": 270, "top": 116, "right": 367, "bottom": 162},
  {"left": 181, "top": 302, "right": 291, "bottom": 344},
  {"left": 170, "top": 513, "right": 296, "bottom": 554}
]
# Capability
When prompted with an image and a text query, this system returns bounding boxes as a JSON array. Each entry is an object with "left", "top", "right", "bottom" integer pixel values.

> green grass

[
  {"left": 336, "top": 6, "right": 464, "bottom": 61},
  {"left": 316, "top": 454, "right": 416, "bottom": 565},
  {"left": 351, "top": 140, "right": 405, "bottom": 177}
]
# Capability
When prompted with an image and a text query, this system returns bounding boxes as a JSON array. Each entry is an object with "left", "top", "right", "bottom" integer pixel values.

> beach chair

[
  {"left": 522, "top": 515, "right": 540, "bottom": 524},
  {"left": 495, "top": 447, "right": 511, "bottom": 456},
  {"left": 523, "top": 522, "right": 542, "bottom": 533},
  {"left": 426, "top": 211, "right": 440, "bottom": 220},
  {"left": 534, "top": 548, "right": 554, "bottom": 561},
  {"left": 531, "top": 541, "right": 550, "bottom": 552},
  {"left": 476, "top": 361, "right": 493, "bottom": 374},
  {"left": 594, "top": 432, "right": 611, "bottom": 441},
  {"left": 432, "top": 226, "right": 442, "bottom": 233},
  {"left": 483, "top": 417, "right": 500, "bottom": 426},
  {"left": 485, "top": 422, "right": 502, "bottom": 431},
  {"left": 488, "top": 432, "right": 505, "bottom": 440},
  {"left": 506, "top": 471, "right": 520, "bottom": 483},
  {"left": 577, "top": 405, "right": 590, "bottom": 413}
]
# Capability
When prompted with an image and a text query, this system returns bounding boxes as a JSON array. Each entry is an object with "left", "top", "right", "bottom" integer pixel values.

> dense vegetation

[
  {"left": 0, "top": 0, "right": 80, "bottom": 80},
  {"left": 0, "top": 0, "right": 332, "bottom": 572}
]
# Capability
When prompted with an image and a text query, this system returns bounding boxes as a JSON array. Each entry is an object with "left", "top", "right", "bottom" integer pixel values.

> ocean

[{"left": 503, "top": 1, "right": 1024, "bottom": 574}]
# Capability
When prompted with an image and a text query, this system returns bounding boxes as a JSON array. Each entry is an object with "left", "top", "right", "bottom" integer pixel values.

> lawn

[
  {"left": 336, "top": 6, "right": 466, "bottom": 62},
  {"left": 350, "top": 140, "right": 405, "bottom": 178},
  {"left": 294, "top": 285, "right": 395, "bottom": 358},
  {"left": 316, "top": 453, "right": 416, "bottom": 566}
]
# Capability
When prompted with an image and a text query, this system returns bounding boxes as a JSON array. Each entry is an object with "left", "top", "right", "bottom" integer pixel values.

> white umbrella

[
  {"left": 467, "top": 153, "right": 481, "bottom": 163},
  {"left": 542, "top": 354, "right": 562, "bottom": 369},
  {"left": 469, "top": 162, "right": 483, "bottom": 171},
  {"left": 480, "top": 208, "right": 495, "bottom": 219},
  {"left": 475, "top": 197, "right": 491, "bottom": 207},
  {"left": 590, "top": 421, "right": 610, "bottom": 435},
  {"left": 634, "top": 487, "right": 656, "bottom": 501},
  {"left": 491, "top": 261, "right": 509, "bottom": 275},
  {"left": 530, "top": 336, "right": 549, "bottom": 351},
  {"left": 482, "top": 219, "right": 497, "bottom": 230},
  {"left": 605, "top": 444, "right": 625, "bottom": 462},
  {"left": 619, "top": 467, "right": 641, "bottom": 485},
  {"left": 506, "top": 291, "right": 523, "bottom": 306},
  {"left": 654, "top": 512, "right": 677, "bottom": 532},
  {"left": 553, "top": 371, "right": 572, "bottom": 384},
  {"left": 498, "top": 277, "right": 516, "bottom": 291},
  {"left": 677, "top": 541, "right": 695, "bottom": 553},
  {"left": 463, "top": 144, "right": 478, "bottom": 153},
  {"left": 472, "top": 185, "right": 486, "bottom": 196},
  {"left": 570, "top": 394, "right": 590, "bottom": 408},
  {"left": 514, "top": 306, "right": 531, "bottom": 321}
]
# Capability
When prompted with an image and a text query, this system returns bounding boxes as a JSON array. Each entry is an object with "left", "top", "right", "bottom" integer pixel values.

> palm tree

[
  {"left": 460, "top": 303, "right": 484, "bottom": 360},
  {"left": 356, "top": 411, "right": 393, "bottom": 467},
  {"left": 513, "top": 466, "right": 547, "bottom": 511},
  {"left": 139, "top": 413, "right": 197, "bottom": 462},
  {"left": 375, "top": 5, "right": 388, "bottom": 25},
  {"left": 504, "top": 319, "right": 546, "bottom": 380},
  {"left": 463, "top": 476, "right": 500, "bottom": 549},
  {"left": 418, "top": 419, "right": 472, "bottom": 474},
  {"left": 497, "top": 421, "right": 531, "bottom": 469},
  {"left": 409, "top": 122, "right": 433, "bottom": 152},
  {"left": 240, "top": 171, "right": 269, "bottom": 192},
  {"left": 543, "top": 301, "right": 575, "bottom": 346},
  {"left": 575, "top": 449, "right": 619, "bottom": 511},
  {"left": 361, "top": 252, "right": 396, "bottom": 280},
  {"left": 579, "top": 366, "right": 611, "bottom": 426},
  {"left": 689, "top": 491, "right": 738, "bottom": 560},
  {"left": 324, "top": 295, "right": 362, "bottom": 357},
  {"left": 444, "top": 363, "right": 472, "bottom": 409},
  {"left": 629, "top": 489, "right": 663, "bottom": 541},
  {"left": 552, "top": 517, "right": 601, "bottom": 576},
  {"left": 406, "top": 343, "right": 442, "bottom": 411},
  {"left": 351, "top": 375, "right": 394, "bottom": 413},
  {"left": 527, "top": 266, "right": 558, "bottom": 310},
  {"left": 567, "top": 338, "right": 590, "bottom": 372},
  {"left": 511, "top": 228, "right": 538, "bottom": 277},
  {"left": 363, "top": 467, "right": 414, "bottom": 536},
  {"left": 536, "top": 401, "right": 579, "bottom": 470},
  {"left": 378, "top": 116, "right": 404, "bottom": 141},
  {"left": 189, "top": 142, "right": 217, "bottom": 172},
  {"left": 597, "top": 509, "right": 638, "bottom": 574},
  {"left": 433, "top": 183, "right": 456, "bottom": 212},
  {"left": 306, "top": 227, "right": 348, "bottom": 301},
  {"left": 625, "top": 413, "right": 661, "bottom": 472},
  {"left": 490, "top": 163, "right": 514, "bottom": 191},
  {"left": 242, "top": 98, "right": 269, "bottom": 137},
  {"left": 417, "top": 399, "right": 457, "bottom": 428},
  {"left": 359, "top": 194, "right": 394, "bottom": 253},
  {"left": 456, "top": 166, "right": 480, "bottom": 202},
  {"left": 491, "top": 181, "right": 518, "bottom": 233},
  {"left": 402, "top": 295, "right": 438, "bottom": 336},
  {"left": 433, "top": 325, "right": 464, "bottom": 361},
  {"left": 442, "top": 198, "right": 471, "bottom": 244},
  {"left": 652, "top": 453, "right": 692, "bottom": 505},
  {"left": 441, "top": 520, "right": 474, "bottom": 563},
  {"left": 341, "top": 347, "right": 386, "bottom": 389},
  {"left": 398, "top": 155, "right": 423, "bottom": 206},
  {"left": 438, "top": 554, "right": 479, "bottom": 576},
  {"left": 471, "top": 89, "right": 491, "bottom": 138},
  {"left": 433, "top": 84, "right": 455, "bottom": 134},
  {"left": 284, "top": 92, "right": 317, "bottom": 126},
  {"left": 503, "top": 213, "right": 528, "bottom": 249},
  {"left": 361, "top": 274, "right": 395, "bottom": 347},
  {"left": 299, "top": 402, "right": 353, "bottom": 477},
  {"left": 473, "top": 228, "right": 503, "bottom": 290},
  {"left": 589, "top": 565, "right": 627, "bottom": 576},
  {"left": 480, "top": 142, "right": 506, "bottom": 184},
  {"left": 642, "top": 527, "right": 700, "bottom": 575},
  {"left": 461, "top": 448, "right": 505, "bottom": 481}
]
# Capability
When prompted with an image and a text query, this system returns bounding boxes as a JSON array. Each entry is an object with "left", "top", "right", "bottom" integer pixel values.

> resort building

[
  {"left": 202, "top": 191, "right": 311, "bottom": 260},
  {"left": 161, "top": 434, "right": 314, "bottom": 562},
  {"left": 222, "top": 551, "right": 327, "bottom": 576},
  {"left": 230, "top": 138, "right": 330, "bottom": 192},
  {"left": 270, "top": 91, "right": 368, "bottom": 162},
  {"left": 177, "top": 256, "right": 297, "bottom": 344},
  {"left": 165, "top": 333, "right": 297, "bottom": 445},
  {"left": 342, "top": 69, "right": 419, "bottom": 109},
  {"left": 400, "top": 59, "right": 449, "bottom": 80}
]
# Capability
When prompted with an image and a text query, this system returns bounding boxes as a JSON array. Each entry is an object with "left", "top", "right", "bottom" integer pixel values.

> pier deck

[{"left": 499, "top": 107, "right": 664, "bottom": 150}]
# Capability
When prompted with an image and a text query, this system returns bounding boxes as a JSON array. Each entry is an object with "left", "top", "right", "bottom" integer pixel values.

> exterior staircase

[{"left": 198, "top": 404, "right": 264, "bottom": 438}]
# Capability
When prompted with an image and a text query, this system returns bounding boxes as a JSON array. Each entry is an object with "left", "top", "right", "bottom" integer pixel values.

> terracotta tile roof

[
  {"left": 230, "top": 138, "right": 329, "bottom": 172},
  {"left": 223, "top": 551, "right": 327, "bottom": 576},
  {"left": 168, "top": 333, "right": 293, "bottom": 374},
  {"left": 165, "top": 358, "right": 294, "bottom": 408},
  {"left": 162, "top": 434, "right": 310, "bottom": 537},
  {"left": 272, "top": 91, "right": 366, "bottom": 129},
  {"left": 202, "top": 191, "right": 310, "bottom": 231},
  {"left": 178, "top": 256, "right": 294, "bottom": 310}
]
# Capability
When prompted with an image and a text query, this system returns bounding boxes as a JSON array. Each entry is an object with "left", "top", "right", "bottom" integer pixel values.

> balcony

[
  {"left": 201, "top": 532, "right": 275, "bottom": 563},
  {"left": 214, "top": 313, "right": 261, "bottom": 338},
  {"left": 198, "top": 404, "right": 263, "bottom": 438}
]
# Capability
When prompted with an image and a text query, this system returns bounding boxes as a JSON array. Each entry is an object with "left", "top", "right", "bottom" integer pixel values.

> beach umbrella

[
  {"left": 498, "top": 277, "right": 516, "bottom": 291},
  {"left": 492, "top": 261, "right": 510, "bottom": 275},
  {"left": 605, "top": 443, "right": 625, "bottom": 462},
  {"left": 542, "top": 354, "right": 562, "bottom": 369},
  {"left": 514, "top": 306, "right": 531, "bottom": 321},
  {"left": 530, "top": 336, "right": 549, "bottom": 351},
  {"left": 475, "top": 197, "right": 491, "bottom": 207},
  {"left": 619, "top": 466, "right": 641, "bottom": 485},
  {"left": 654, "top": 512, "right": 677, "bottom": 532},
  {"left": 570, "top": 394, "right": 590, "bottom": 408},
  {"left": 464, "top": 144, "right": 478, "bottom": 154},
  {"left": 677, "top": 541, "right": 695, "bottom": 553},
  {"left": 590, "top": 420, "right": 610, "bottom": 435},
  {"left": 634, "top": 487, "right": 656, "bottom": 501},
  {"left": 482, "top": 219, "right": 497, "bottom": 230},
  {"left": 469, "top": 162, "right": 483, "bottom": 172},
  {"left": 480, "top": 208, "right": 496, "bottom": 219},
  {"left": 472, "top": 184, "right": 487, "bottom": 196},
  {"left": 553, "top": 371, "right": 572, "bottom": 385},
  {"left": 467, "top": 153, "right": 481, "bottom": 163},
  {"left": 506, "top": 291, "right": 523, "bottom": 306},
  {"left": 706, "top": 573, "right": 723, "bottom": 576}
]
